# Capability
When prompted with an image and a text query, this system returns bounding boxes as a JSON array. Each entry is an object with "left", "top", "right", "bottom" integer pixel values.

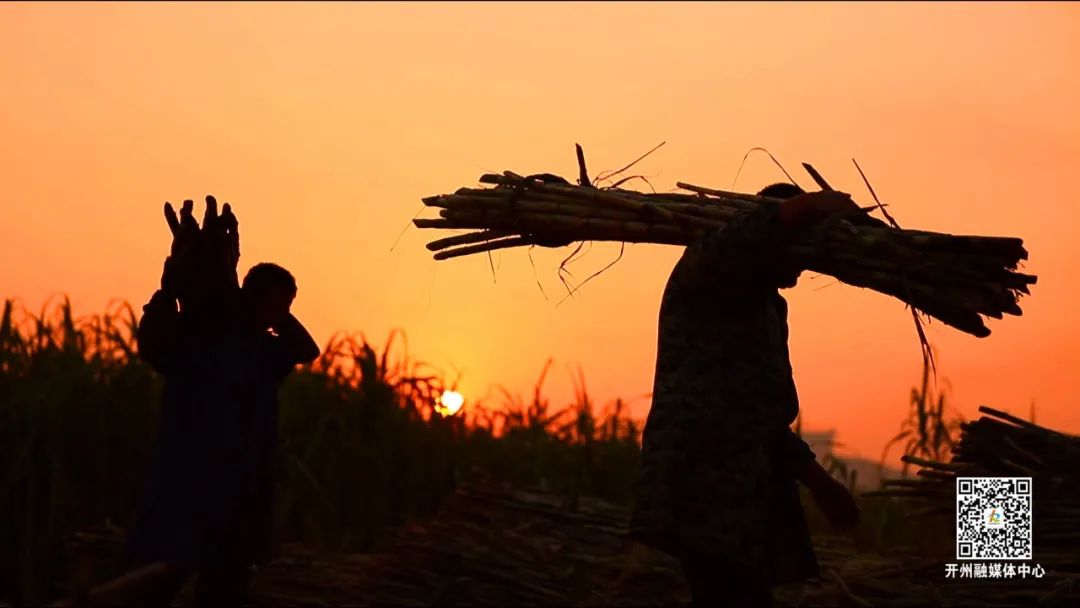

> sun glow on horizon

[{"left": 436, "top": 390, "right": 465, "bottom": 417}]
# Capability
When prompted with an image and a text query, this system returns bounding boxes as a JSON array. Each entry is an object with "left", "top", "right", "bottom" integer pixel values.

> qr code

[{"left": 956, "top": 477, "right": 1032, "bottom": 560}]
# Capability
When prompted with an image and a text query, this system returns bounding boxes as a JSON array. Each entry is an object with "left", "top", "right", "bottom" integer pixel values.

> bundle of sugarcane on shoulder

[{"left": 415, "top": 147, "right": 1035, "bottom": 338}]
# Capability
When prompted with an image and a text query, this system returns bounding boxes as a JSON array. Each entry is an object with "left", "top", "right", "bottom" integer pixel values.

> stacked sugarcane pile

[
  {"left": 860, "top": 406, "right": 1080, "bottom": 606},
  {"left": 252, "top": 481, "right": 691, "bottom": 607},
  {"left": 415, "top": 170, "right": 1037, "bottom": 337},
  {"left": 252, "top": 483, "right": 919, "bottom": 607},
  {"left": 785, "top": 537, "right": 1080, "bottom": 608},
  {"left": 254, "top": 477, "right": 1080, "bottom": 607}
]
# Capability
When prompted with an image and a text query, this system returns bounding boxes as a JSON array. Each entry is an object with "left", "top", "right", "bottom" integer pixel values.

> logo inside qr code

[{"left": 956, "top": 477, "right": 1032, "bottom": 560}]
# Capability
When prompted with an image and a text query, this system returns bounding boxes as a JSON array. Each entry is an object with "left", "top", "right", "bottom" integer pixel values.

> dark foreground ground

[{"left": 63, "top": 481, "right": 1078, "bottom": 607}]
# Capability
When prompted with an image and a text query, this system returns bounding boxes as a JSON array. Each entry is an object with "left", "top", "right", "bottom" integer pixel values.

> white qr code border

[{"left": 956, "top": 477, "right": 1033, "bottom": 561}]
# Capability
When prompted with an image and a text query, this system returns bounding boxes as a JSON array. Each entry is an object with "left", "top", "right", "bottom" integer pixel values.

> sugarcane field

[{"left": 4, "top": 3, "right": 1079, "bottom": 608}]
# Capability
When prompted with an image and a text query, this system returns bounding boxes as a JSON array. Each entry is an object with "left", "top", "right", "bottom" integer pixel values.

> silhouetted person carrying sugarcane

[
  {"left": 629, "top": 184, "right": 863, "bottom": 608},
  {"left": 123, "top": 197, "right": 320, "bottom": 607}
]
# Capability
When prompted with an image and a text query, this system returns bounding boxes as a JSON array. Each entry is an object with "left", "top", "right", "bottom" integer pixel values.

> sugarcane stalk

[
  {"left": 483, "top": 171, "right": 685, "bottom": 221},
  {"left": 426, "top": 230, "right": 517, "bottom": 252},
  {"left": 896, "top": 232, "right": 1027, "bottom": 258},
  {"left": 415, "top": 218, "right": 491, "bottom": 230},
  {"left": 979, "top": 406, "right": 1076, "bottom": 439},
  {"left": 915, "top": 469, "right": 957, "bottom": 481},
  {"left": 674, "top": 182, "right": 770, "bottom": 208},
  {"left": 901, "top": 455, "right": 961, "bottom": 471},
  {"left": 432, "top": 236, "right": 538, "bottom": 260},
  {"left": 433, "top": 194, "right": 651, "bottom": 221},
  {"left": 430, "top": 194, "right": 733, "bottom": 227},
  {"left": 434, "top": 209, "right": 708, "bottom": 243},
  {"left": 435, "top": 187, "right": 746, "bottom": 220},
  {"left": 802, "top": 261, "right": 992, "bottom": 336}
]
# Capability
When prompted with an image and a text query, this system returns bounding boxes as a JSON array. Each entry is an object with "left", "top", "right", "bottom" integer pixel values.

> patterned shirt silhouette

[{"left": 630, "top": 201, "right": 819, "bottom": 585}]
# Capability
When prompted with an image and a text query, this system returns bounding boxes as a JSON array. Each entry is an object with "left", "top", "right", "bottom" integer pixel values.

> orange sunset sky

[{"left": 2, "top": 2, "right": 1078, "bottom": 464}]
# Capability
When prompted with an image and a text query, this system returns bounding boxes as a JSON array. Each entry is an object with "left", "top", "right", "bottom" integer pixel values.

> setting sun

[{"left": 436, "top": 390, "right": 465, "bottom": 417}]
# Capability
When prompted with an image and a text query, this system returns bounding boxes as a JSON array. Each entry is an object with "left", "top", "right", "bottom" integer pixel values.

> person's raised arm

[{"left": 137, "top": 199, "right": 208, "bottom": 373}]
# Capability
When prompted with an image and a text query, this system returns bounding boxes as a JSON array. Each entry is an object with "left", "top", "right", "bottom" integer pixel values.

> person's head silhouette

[
  {"left": 757, "top": 182, "right": 805, "bottom": 201},
  {"left": 241, "top": 262, "right": 297, "bottom": 331},
  {"left": 756, "top": 182, "right": 806, "bottom": 289}
]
